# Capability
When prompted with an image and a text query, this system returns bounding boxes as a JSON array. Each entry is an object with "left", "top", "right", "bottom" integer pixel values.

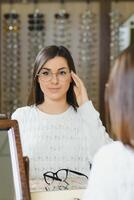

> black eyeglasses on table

[{"left": 43, "top": 169, "right": 88, "bottom": 185}]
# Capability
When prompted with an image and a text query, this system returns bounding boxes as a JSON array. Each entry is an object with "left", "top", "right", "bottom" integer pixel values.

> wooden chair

[{"left": 0, "top": 118, "right": 31, "bottom": 200}]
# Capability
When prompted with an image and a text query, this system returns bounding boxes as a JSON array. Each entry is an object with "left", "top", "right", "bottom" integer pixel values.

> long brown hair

[
  {"left": 106, "top": 45, "right": 134, "bottom": 148},
  {"left": 27, "top": 45, "right": 78, "bottom": 110}
]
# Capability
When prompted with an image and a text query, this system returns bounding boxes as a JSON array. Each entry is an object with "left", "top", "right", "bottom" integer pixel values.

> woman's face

[{"left": 37, "top": 56, "right": 71, "bottom": 102}]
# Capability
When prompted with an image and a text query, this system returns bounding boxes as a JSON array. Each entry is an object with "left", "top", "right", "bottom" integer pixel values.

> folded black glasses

[{"left": 43, "top": 168, "right": 88, "bottom": 185}]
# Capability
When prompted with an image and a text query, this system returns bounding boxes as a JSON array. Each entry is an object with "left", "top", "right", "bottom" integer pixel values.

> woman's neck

[{"left": 37, "top": 99, "right": 70, "bottom": 114}]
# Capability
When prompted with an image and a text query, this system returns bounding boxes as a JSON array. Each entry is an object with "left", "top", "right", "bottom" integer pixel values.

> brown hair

[
  {"left": 106, "top": 45, "right": 134, "bottom": 148},
  {"left": 27, "top": 45, "right": 78, "bottom": 110}
]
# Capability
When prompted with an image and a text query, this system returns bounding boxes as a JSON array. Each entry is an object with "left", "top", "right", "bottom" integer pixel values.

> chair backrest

[{"left": 0, "top": 119, "right": 31, "bottom": 200}]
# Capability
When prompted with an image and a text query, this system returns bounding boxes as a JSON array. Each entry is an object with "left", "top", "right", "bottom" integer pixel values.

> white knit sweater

[
  {"left": 83, "top": 141, "right": 134, "bottom": 200},
  {"left": 11, "top": 100, "right": 111, "bottom": 180}
]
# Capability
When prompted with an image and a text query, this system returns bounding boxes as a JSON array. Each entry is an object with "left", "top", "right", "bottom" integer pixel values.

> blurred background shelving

[{"left": 0, "top": 0, "right": 134, "bottom": 128}]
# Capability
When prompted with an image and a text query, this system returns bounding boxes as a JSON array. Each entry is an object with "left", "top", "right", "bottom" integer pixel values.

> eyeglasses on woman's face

[
  {"left": 43, "top": 168, "right": 88, "bottom": 185},
  {"left": 36, "top": 68, "right": 71, "bottom": 82}
]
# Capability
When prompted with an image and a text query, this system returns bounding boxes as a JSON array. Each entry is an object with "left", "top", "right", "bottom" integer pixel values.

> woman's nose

[{"left": 51, "top": 74, "right": 59, "bottom": 84}]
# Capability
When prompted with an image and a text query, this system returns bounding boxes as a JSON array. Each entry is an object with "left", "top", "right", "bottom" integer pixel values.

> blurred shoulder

[
  {"left": 93, "top": 141, "right": 124, "bottom": 161},
  {"left": 93, "top": 141, "right": 134, "bottom": 165}
]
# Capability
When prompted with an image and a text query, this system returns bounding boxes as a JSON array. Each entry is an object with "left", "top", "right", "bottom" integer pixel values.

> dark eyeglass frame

[{"left": 43, "top": 168, "right": 88, "bottom": 185}]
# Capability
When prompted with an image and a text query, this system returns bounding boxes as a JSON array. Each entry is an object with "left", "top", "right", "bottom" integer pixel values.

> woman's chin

[{"left": 46, "top": 93, "right": 66, "bottom": 101}]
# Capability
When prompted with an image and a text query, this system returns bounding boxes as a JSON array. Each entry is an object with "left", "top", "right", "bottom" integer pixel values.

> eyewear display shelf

[{"left": 0, "top": 0, "right": 132, "bottom": 125}]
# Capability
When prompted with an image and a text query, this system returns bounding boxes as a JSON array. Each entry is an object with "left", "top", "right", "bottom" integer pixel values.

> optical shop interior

[{"left": 0, "top": 0, "right": 134, "bottom": 200}]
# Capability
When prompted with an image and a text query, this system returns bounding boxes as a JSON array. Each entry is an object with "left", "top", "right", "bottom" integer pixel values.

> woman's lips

[{"left": 48, "top": 88, "right": 61, "bottom": 93}]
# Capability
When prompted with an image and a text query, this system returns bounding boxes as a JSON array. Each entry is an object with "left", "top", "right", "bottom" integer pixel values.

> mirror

[{"left": 0, "top": 119, "right": 30, "bottom": 200}]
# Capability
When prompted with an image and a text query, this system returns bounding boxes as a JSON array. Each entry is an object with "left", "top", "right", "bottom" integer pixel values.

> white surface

[
  {"left": 30, "top": 177, "right": 87, "bottom": 192},
  {"left": 31, "top": 189, "right": 85, "bottom": 200}
]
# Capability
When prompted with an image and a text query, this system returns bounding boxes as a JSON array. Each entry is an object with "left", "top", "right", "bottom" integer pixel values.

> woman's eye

[
  {"left": 42, "top": 71, "right": 49, "bottom": 76},
  {"left": 59, "top": 71, "right": 67, "bottom": 75}
]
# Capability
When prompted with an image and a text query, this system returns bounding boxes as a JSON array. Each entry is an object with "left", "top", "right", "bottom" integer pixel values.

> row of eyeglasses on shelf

[
  {"left": 2, "top": 7, "right": 99, "bottom": 114},
  {"left": 2, "top": 12, "right": 21, "bottom": 115},
  {"left": 110, "top": 10, "right": 122, "bottom": 67}
]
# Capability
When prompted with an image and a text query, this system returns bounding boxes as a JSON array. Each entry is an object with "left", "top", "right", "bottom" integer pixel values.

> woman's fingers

[
  {"left": 71, "top": 71, "right": 83, "bottom": 88},
  {"left": 71, "top": 71, "right": 79, "bottom": 87},
  {"left": 71, "top": 71, "right": 89, "bottom": 106},
  {"left": 73, "top": 85, "right": 80, "bottom": 96}
]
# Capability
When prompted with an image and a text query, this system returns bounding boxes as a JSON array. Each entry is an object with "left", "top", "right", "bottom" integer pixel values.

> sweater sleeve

[
  {"left": 78, "top": 100, "right": 102, "bottom": 124},
  {"left": 78, "top": 100, "right": 112, "bottom": 149}
]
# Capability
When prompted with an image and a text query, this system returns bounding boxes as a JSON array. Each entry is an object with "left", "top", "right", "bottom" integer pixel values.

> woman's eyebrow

[
  {"left": 41, "top": 67, "right": 68, "bottom": 71},
  {"left": 58, "top": 67, "right": 68, "bottom": 70},
  {"left": 41, "top": 67, "right": 50, "bottom": 70}
]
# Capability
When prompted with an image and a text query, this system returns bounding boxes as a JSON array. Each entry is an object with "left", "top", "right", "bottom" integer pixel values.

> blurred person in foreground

[{"left": 83, "top": 45, "right": 134, "bottom": 200}]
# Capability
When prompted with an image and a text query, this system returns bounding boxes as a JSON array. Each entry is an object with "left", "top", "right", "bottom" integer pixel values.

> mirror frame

[{"left": 0, "top": 119, "right": 30, "bottom": 200}]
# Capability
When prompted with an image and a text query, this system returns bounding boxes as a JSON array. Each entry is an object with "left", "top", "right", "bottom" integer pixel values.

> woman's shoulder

[
  {"left": 11, "top": 105, "right": 36, "bottom": 119},
  {"left": 14, "top": 105, "right": 35, "bottom": 113}
]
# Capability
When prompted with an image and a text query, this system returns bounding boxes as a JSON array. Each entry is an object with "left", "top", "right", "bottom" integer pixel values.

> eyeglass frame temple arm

[{"left": 68, "top": 169, "right": 88, "bottom": 179}]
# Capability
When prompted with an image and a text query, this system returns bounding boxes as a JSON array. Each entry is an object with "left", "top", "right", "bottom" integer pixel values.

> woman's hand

[{"left": 71, "top": 71, "right": 89, "bottom": 106}]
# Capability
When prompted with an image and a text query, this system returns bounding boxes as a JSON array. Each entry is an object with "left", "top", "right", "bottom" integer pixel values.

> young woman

[
  {"left": 12, "top": 45, "right": 111, "bottom": 181},
  {"left": 83, "top": 45, "right": 134, "bottom": 200}
]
